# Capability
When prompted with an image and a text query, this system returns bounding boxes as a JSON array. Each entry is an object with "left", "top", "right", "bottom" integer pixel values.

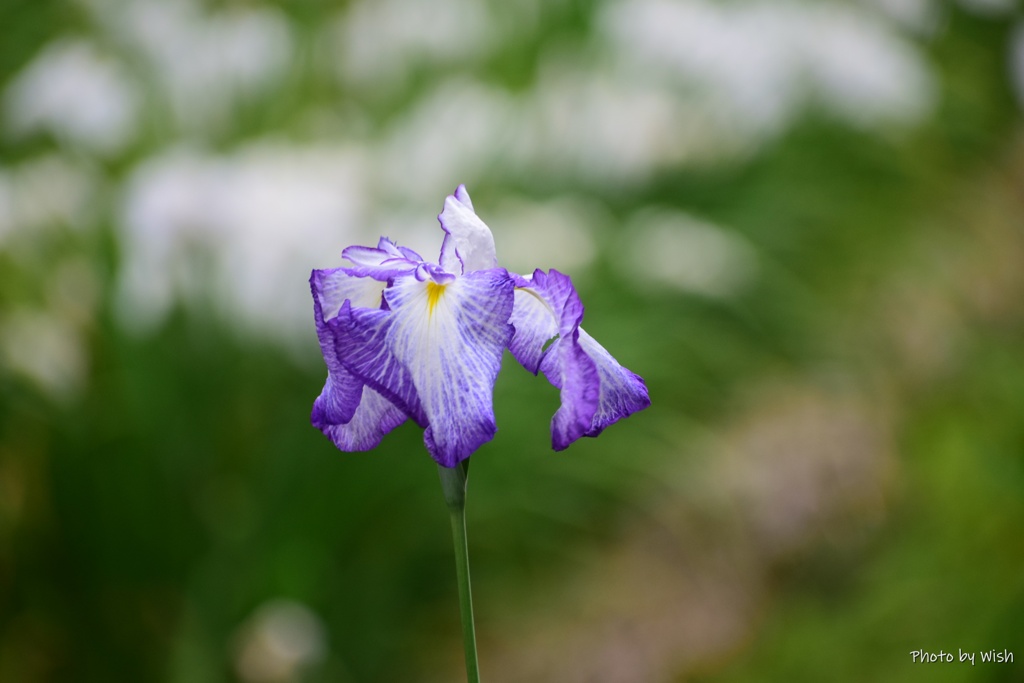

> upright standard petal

[
  {"left": 438, "top": 184, "right": 499, "bottom": 275},
  {"left": 509, "top": 269, "right": 649, "bottom": 450}
]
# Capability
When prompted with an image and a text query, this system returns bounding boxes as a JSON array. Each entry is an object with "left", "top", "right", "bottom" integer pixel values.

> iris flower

[{"left": 311, "top": 185, "right": 650, "bottom": 467}]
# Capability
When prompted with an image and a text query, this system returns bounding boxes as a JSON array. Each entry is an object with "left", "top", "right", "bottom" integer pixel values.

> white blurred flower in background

[
  {"left": 372, "top": 79, "right": 514, "bottom": 204},
  {"left": 3, "top": 39, "right": 140, "bottom": 156},
  {"left": 80, "top": 0, "right": 292, "bottom": 134},
  {"left": 869, "top": 0, "right": 941, "bottom": 34},
  {"left": 1, "top": 309, "right": 89, "bottom": 401},
  {"left": 116, "top": 143, "right": 370, "bottom": 352},
  {"left": 0, "top": 155, "right": 98, "bottom": 246},
  {"left": 334, "top": 0, "right": 495, "bottom": 91},
  {"left": 233, "top": 599, "right": 326, "bottom": 683},
  {"left": 955, "top": 0, "right": 1017, "bottom": 17},
  {"left": 519, "top": 67, "right": 720, "bottom": 180},
  {"left": 0, "top": 156, "right": 102, "bottom": 400},
  {"left": 0, "top": 257, "right": 100, "bottom": 401},
  {"left": 599, "top": 0, "right": 936, "bottom": 142},
  {"left": 0, "top": 0, "right": 952, "bottom": 368},
  {"left": 621, "top": 209, "right": 759, "bottom": 298},
  {"left": 488, "top": 194, "right": 602, "bottom": 276}
]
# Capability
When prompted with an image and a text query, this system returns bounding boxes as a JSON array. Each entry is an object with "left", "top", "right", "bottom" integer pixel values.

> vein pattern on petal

[
  {"left": 342, "top": 237, "right": 426, "bottom": 281},
  {"left": 509, "top": 271, "right": 560, "bottom": 374},
  {"left": 312, "top": 267, "right": 387, "bottom": 320},
  {"left": 311, "top": 267, "right": 405, "bottom": 445},
  {"left": 553, "top": 327, "right": 650, "bottom": 440},
  {"left": 311, "top": 268, "right": 379, "bottom": 426},
  {"left": 511, "top": 269, "right": 649, "bottom": 449},
  {"left": 328, "top": 300, "right": 427, "bottom": 426},
  {"left": 317, "top": 384, "right": 408, "bottom": 451},
  {"left": 383, "top": 268, "right": 513, "bottom": 466}
]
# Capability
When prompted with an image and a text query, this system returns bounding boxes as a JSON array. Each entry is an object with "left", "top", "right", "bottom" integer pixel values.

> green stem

[
  {"left": 438, "top": 461, "right": 481, "bottom": 683},
  {"left": 450, "top": 504, "right": 480, "bottom": 682}
]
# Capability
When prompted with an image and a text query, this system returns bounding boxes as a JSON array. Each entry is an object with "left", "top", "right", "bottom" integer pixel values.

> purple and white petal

[
  {"left": 310, "top": 268, "right": 387, "bottom": 428},
  {"left": 327, "top": 300, "right": 427, "bottom": 427},
  {"left": 453, "top": 183, "right": 474, "bottom": 210},
  {"left": 342, "top": 239, "right": 423, "bottom": 281},
  {"left": 573, "top": 329, "right": 651, "bottom": 438},
  {"left": 311, "top": 267, "right": 387, "bottom": 320},
  {"left": 316, "top": 384, "right": 408, "bottom": 451},
  {"left": 438, "top": 184, "right": 499, "bottom": 275},
  {"left": 376, "top": 236, "right": 423, "bottom": 262},
  {"left": 343, "top": 245, "right": 391, "bottom": 266},
  {"left": 511, "top": 269, "right": 648, "bottom": 450},
  {"left": 383, "top": 268, "right": 514, "bottom": 466},
  {"left": 344, "top": 237, "right": 421, "bottom": 265},
  {"left": 522, "top": 270, "right": 601, "bottom": 449},
  {"left": 311, "top": 185, "right": 649, "bottom": 461},
  {"left": 508, "top": 270, "right": 559, "bottom": 374},
  {"left": 341, "top": 260, "right": 421, "bottom": 281},
  {"left": 414, "top": 262, "right": 457, "bottom": 284},
  {"left": 311, "top": 315, "right": 406, "bottom": 450},
  {"left": 311, "top": 366, "right": 366, "bottom": 430},
  {"left": 377, "top": 237, "right": 425, "bottom": 264}
]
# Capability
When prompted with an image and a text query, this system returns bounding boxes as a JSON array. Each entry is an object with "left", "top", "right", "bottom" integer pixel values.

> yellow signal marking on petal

[{"left": 426, "top": 282, "right": 447, "bottom": 316}]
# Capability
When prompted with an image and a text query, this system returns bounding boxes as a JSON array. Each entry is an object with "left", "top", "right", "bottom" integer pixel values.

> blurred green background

[{"left": 1, "top": 0, "right": 1023, "bottom": 681}]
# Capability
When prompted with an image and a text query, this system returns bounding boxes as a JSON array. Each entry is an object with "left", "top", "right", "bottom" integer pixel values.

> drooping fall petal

[
  {"left": 310, "top": 268, "right": 407, "bottom": 450},
  {"left": 510, "top": 269, "right": 649, "bottom": 450},
  {"left": 329, "top": 268, "right": 515, "bottom": 466}
]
